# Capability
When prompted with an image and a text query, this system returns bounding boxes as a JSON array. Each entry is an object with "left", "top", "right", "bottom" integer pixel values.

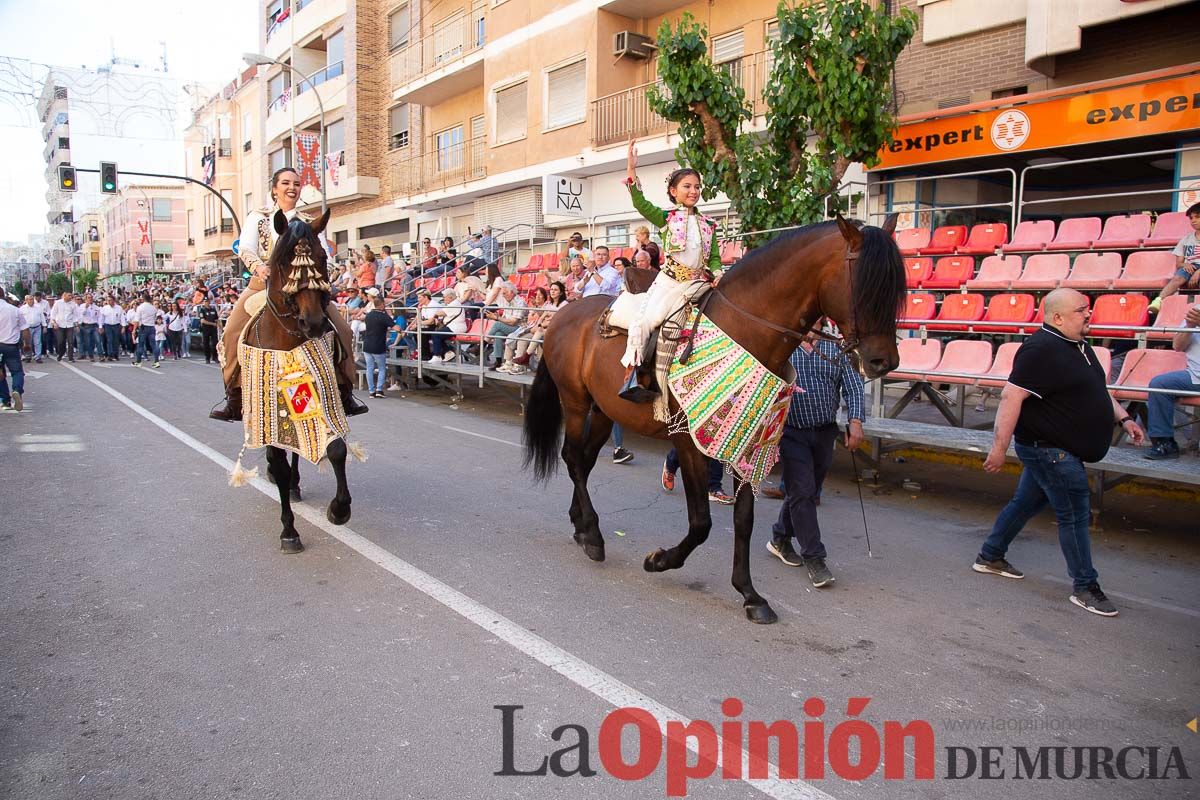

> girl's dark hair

[
  {"left": 269, "top": 167, "right": 299, "bottom": 202},
  {"left": 666, "top": 168, "right": 701, "bottom": 205}
]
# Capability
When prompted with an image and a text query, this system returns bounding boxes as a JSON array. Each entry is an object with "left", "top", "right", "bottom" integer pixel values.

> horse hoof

[
  {"left": 744, "top": 603, "right": 779, "bottom": 625},
  {"left": 280, "top": 537, "right": 305, "bottom": 554},
  {"left": 290, "top": 488, "right": 302, "bottom": 502},
  {"left": 573, "top": 532, "right": 605, "bottom": 562},
  {"left": 326, "top": 504, "right": 351, "bottom": 526},
  {"left": 642, "top": 548, "right": 669, "bottom": 572}
]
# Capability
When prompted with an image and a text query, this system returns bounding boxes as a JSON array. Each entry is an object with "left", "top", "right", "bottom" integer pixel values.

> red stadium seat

[
  {"left": 533, "top": 272, "right": 550, "bottom": 289},
  {"left": 898, "top": 293, "right": 937, "bottom": 329},
  {"left": 1144, "top": 211, "right": 1194, "bottom": 248},
  {"left": 1089, "top": 293, "right": 1149, "bottom": 338},
  {"left": 1013, "top": 253, "right": 1070, "bottom": 290},
  {"left": 922, "top": 256, "right": 975, "bottom": 289},
  {"left": 920, "top": 225, "right": 968, "bottom": 255},
  {"left": 720, "top": 240, "right": 745, "bottom": 266},
  {"left": 1046, "top": 217, "right": 1101, "bottom": 251},
  {"left": 1062, "top": 252, "right": 1122, "bottom": 290},
  {"left": 1001, "top": 220, "right": 1055, "bottom": 253},
  {"left": 889, "top": 337, "right": 942, "bottom": 380},
  {"left": 957, "top": 223, "right": 1008, "bottom": 255},
  {"left": 904, "top": 257, "right": 933, "bottom": 288},
  {"left": 895, "top": 228, "right": 930, "bottom": 256},
  {"left": 519, "top": 254, "right": 544, "bottom": 273},
  {"left": 1094, "top": 215, "right": 1150, "bottom": 249},
  {"left": 454, "top": 318, "right": 487, "bottom": 344},
  {"left": 980, "top": 342, "right": 1022, "bottom": 388},
  {"left": 1113, "top": 250, "right": 1177, "bottom": 290},
  {"left": 1148, "top": 294, "right": 1195, "bottom": 340},
  {"left": 1092, "top": 346, "right": 1113, "bottom": 382},
  {"left": 1022, "top": 296, "right": 1047, "bottom": 334},
  {"left": 1113, "top": 348, "right": 1192, "bottom": 402},
  {"left": 933, "top": 339, "right": 994, "bottom": 382},
  {"left": 982, "top": 293, "right": 1037, "bottom": 333},
  {"left": 928, "top": 293, "right": 987, "bottom": 331},
  {"left": 544, "top": 252, "right": 560, "bottom": 270},
  {"left": 966, "top": 255, "right": 1023, "bottom": 290}
]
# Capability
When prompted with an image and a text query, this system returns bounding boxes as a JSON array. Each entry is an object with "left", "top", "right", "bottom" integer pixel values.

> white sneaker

[
  {"left": 442, "top": 350, "right": 457, "bottom": 362},
  {"left": 428, "top": 355, "right": 443, "bottom": 363},
  {"left": 11, "top": 391, "right": 22, "bottom": 412}
]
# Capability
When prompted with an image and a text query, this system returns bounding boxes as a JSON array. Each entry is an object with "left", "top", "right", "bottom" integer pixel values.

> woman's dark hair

[
  {"left": 485, "top": 263, "right": 501, "bottom": 284},
  {"left": 549, "top": 281, "right": 566, "bottom": 302},
  {"left": 443, "top": 236, "right": 454, "bottom": 247},
  {"left": 612, "top": 256, "right": 632, "bottom": 269},
  {"left": 531, "top": 286, "right": 549, "bottom": 305},
  {"left": 269, "top": 167, "right": 300, "bottom": 202},
  {"left": 666, "top": 168, "right": 701, "bottom": 205}
]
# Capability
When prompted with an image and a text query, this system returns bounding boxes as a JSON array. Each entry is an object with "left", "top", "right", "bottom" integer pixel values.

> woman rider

[
  {"left": 621, "top": 140, "right": 723, "bottom": 393},
  {"left": 210, "top": 168, "right": 368, "bottom": 421}
]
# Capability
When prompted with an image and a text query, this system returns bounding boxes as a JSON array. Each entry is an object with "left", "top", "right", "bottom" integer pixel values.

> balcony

[
  {"left": 391, "top": 9, "right": 486, "bottom": 106},
  {"left": 264, "top": 0, "right": 347, "bottom": 62},
  {"left": 204, "top": 226, "right": 218, "bottom": 238},
  {"left": 597, "top": 0, "right": 692, "bottom": 15},
  {"left": 392, "top": 135, "right": 486, "bottom": 197},
  {"left": 265, "top": 72, "right": 346, "bottom": 145},
  {"left": 37, "top": 86, "right": 67, "bottom": 124},
  {"left": 48, "top": 146, "right": 70, "bottom": 170},
  {"left": 590, "top": 50, "right": 770, "bottom": 148},
  {"left": 221, "top": 220, "right": 235, "bottom": 233}
]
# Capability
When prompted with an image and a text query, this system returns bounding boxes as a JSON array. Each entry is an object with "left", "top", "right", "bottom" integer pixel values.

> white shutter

[
  {"left": 495, "top": 81, "right": 527, "bottom": 144},
  {"left": 765, "top": 19, "right": 780, "bottom": 46},
  {"left": 389, "top": 5, "right": 410, "bottom": 50},
  {"left": 712, "top": 30, "right": 744, "bottom": 64},
  {"left": 546, "top": 59, "right": 586, "bottom": 129}
]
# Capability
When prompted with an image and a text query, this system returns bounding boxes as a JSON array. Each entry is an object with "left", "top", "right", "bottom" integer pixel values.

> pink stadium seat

[
  {"left": 921, "top": 225, "right": 969, "bottom": 255},
  {"left": 904, "top": 257, "right": 933, "bottom": 288},
  {"left": 898, "top": 293, "right": 937, "bottom": 329},
  {"left": 519, "top": 254, "right": 544, "bottom": 273},
  {"left": 889, "top": 337, "right": 942, "bottom": 380},
  {"left": 1113, "top": 250, "right": 1177, "bottom": 290},
  {"left": 1062, "top": 252, "right": 1122, "bottom": 290},
  {"left": 544, "top": 252, "right": 560, "bottom": 270},
  {"left": 1113, "top": 348, "right": 1193, "bottom": 403},
  {"left": 1013, "top": 253, "right": 1070, "bottom": 290},
  {"left": 1148, "top": 294, "right": 1196, "bottom": 340},
  {"left": 1094, "top": 214, "right": 1151, "bottom": 249},
  {"left": 922, "top": 256, "right": 975, "bottom": 289},
  {"left": 533, "top": 273, "right": 550, "bottom": 289},
  {"left": 1092, "top": 346, "right": 1113, "bottom": 382},
  {"left": 980, "top": 342, "right": 1022, "bottom": 388},
  {"left": 454, "top": 318, "right": 487, "bottom": 344},
  {"left": 966, "top": 255, "right": 1023, "bottom": 290},
  {"left": 928, "top": 293, "right": 987, "bottom": 331},
  {"left": 1045, "top": 217, "right": 1101, "bottom": 251},
  {"left": 957, "top": 223, "right": 1008, "bottom": 255},
  {"left": 1144, "top": 211, "right": 1194, "bottom": 248},
  {"left": 982, "top": 293, "right": 1037, "bottom": 333},
  {"left": 1089, "top": 293, "right": 1150, "bottom": 338},
  {"left": 895, "top": 228, "right": 930, "bottom": 256},
  {"left": 1022, "top": 296, "right": 1047, "bottom": 333},
  {"left": 720, "top": 240, "right": 745, "bottom": 266},
  {"left": 932, "top": 339, "right": 994, "bottom": 383},
  {"left": 1001, "top": 220, "right": 1055, "bottom": 253}
]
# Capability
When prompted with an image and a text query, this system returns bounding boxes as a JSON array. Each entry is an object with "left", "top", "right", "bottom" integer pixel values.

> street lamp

[
  {"left": 133, "top": 188, "right": 157, "bottom": 278},
  {"left": 243, "top": 51, "right": 327, "bottom": 214}
]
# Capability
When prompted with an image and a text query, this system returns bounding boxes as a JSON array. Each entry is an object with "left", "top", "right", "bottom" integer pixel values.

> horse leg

[
  {"left": 324, "top": 438, "right": 352, "bottom": 526},
  {"left": 561, "top": 404, "right": 612, "bottom": 561},
  {"left": 266, "top": 446, "right": 304, "bottom": 553},
  {"left": 731, "top": 476, "right": 776, "bottom": 624},
  {"left": 290, "top": 452, "right": 302, "bottom": 502},
  {"left": 644, "top": 435, "right": 712, "bottom": 573}
]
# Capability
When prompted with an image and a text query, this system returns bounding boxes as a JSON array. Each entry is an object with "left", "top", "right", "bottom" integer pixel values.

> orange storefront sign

[{"left": 875, "top": 71, "right": 1200, "bottom": 170}]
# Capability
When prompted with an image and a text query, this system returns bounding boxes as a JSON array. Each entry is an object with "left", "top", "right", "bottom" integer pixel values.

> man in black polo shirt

[
  {"left": 974, "top": 288, "right": 1144, "bottom": 617},
  {"left": 198, "top": 298, "right": 220, "bottom": 364}
]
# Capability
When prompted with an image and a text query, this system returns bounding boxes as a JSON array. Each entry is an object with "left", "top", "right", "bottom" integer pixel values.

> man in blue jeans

[
  {"left": 0, "top": 291, "right": 25, "bottom": 411},
  {"left": 1144, "top": 303, "right": 1200, "bottom": 460},
  {"left": 978, "top": 288, "right": 1145, "bottom": 617}
]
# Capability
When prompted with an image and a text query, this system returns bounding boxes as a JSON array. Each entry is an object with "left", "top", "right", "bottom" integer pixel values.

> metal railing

[
  {"left": 392, "top": 135, "right": 487, "bottom": 196},
  {"left": 390, "top": 8, "right": 487, "bottom": 89},
  {"left": 296, "top": 61, "right": 344, "bottom": 94},
  {"left": 866, "top": 167, "right": 1018, "bottom": 231}
]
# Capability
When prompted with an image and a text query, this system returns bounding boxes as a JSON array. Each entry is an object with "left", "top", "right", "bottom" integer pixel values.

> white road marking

[
  {"left": 442, "top": 425, "right": 522, "bottom": 449},
  {"left": 18, "top": 434, "right": 79, "bottom": 443},
  {"left": 25, "top": 370, "right": 48, "bottom": 379},
  {"left": 62, "top": 362, "right": 835, "bottom": 800},
  {"left": 1041, "top": 575, "right": 1200, "bottom": 618},
  {"left": 20, "top": 442, "right": 85, "bottom": 453}
]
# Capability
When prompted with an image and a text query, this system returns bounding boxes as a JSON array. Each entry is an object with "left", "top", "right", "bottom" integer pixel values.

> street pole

[{"left": 245, "top": 53, "right": 326, "bottom": 214}]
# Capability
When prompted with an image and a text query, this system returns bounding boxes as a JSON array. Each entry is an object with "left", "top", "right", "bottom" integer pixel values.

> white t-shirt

[
  {"left": 166, "top": 312, "right": 185, "bottom": 332},
  {"left": 1185, "top": 305, "right": 1200, "bottom": 383},
  {"left": 136, "top": 302, "right": 159, "bottom": 327},
  {"left": 19, "top": 304, "right": 43, "bottom": 328},
  {"left": 1173, "top": 231, "right": 1200, "bottom": 269}
]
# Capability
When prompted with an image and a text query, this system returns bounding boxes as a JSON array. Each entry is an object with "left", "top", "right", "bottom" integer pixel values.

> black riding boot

[
  {"left": 618, "top": 332, "right": 662, "bottom": 404},
  {"left": 209, "top": 390, "right": 243, "bottom": 422},
  {"left": 340, "top": 383, "right": 369, "bottom": 416}
]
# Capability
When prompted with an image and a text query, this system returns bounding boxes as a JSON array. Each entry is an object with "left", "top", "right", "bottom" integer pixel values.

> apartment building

[
  {"left": 183, "top": 67, "right": 267, "bottom": 274},
  {"left": 98, "top": 186, "right": 189, "bottom": 287},
  {"left": 75, "top": 212, "right": 102, "bottom": 274}
]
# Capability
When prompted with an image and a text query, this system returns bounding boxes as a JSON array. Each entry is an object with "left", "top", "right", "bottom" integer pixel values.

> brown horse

[
  {"left": 251, "top": 208, "right": 352, "bottom": 553},
  {"left": 523, "top": 216, "right": 903, "bottom": 623}
]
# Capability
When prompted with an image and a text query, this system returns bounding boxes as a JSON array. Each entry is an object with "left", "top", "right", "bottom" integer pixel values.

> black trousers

[
  {"left": 771, "top": 423, "right": 838, "bottom": 559},
  {"left": 201, "top": 327, "right": 218, "bottom": 363},
  {"left": 55, "top": 327, "right": 75, "bottom": 360}
]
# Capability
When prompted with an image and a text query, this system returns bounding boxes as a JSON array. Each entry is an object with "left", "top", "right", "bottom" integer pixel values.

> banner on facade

[
  {"left": 541, "top": 174, "right": 590, "bottom": 218},
  {"left": 201, "top": 152, "right": 215, "bottom": 186},
  {"left": 295, "top": 132, "right": 322, "bottom": 191},
  {"left": 875, "top": 69, "right": 1200, "bottom": 170}
]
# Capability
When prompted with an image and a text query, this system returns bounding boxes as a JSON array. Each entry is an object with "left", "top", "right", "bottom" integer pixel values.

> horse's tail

[{"left": 522, "top": 359, "right": 563, "bottom": 482}]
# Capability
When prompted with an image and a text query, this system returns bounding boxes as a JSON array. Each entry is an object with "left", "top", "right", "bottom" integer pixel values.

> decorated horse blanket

[
  {"left": 238, "top": 330, "right": 348, "bottom": 464},
  {"left": 666, "top": 312, "right": 797, "bottom": 489}
]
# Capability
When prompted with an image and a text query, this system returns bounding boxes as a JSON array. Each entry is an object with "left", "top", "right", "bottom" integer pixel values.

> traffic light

[
  {"left": 57, "top": 164, "right": 77, "bottom": 192},
  {"left": 100, "top": 161, "right": 118, "bottom": 194},
  {"left": 241, "top": 261, "right": 252, "bottom": 281}
]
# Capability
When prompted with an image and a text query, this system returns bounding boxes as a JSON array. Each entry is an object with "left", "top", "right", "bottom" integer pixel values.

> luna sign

[{"left": 542, "top": 175, "right": 590, "bottom": 217}]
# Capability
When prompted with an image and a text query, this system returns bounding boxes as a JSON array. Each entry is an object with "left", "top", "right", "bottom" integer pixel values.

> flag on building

[{"left": 295, "top": 132, "right": 322, "bottom": 191}]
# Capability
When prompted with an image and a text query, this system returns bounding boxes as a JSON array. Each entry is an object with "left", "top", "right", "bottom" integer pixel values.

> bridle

[{"left": 253, "top": 235, "right": 331, "bottom": 345}]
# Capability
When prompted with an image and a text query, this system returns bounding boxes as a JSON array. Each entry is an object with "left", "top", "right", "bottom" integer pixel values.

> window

[
  {"left": 187, "top": 210, "right": 193, "bottom": 242},
  {"left": 218, "top": 115, "right": 232, "bottom": 156},
  {"left": 220, "top": 190, "right": 234, "bottom": 221},
  {"left": 242, "top": 112, "right": 253, "bottom": 150},
  {"left": 545, "top": 59, "right": 586, "bottom": 130},
  {"left": 325, "top": 119, "right": 345, "bottom": 154},
  {"left": 151, "top": 198, "right": 172, "bottom": 221},
  {"left": 712, "top": 29, "right": 745, "bottom": 84},
  {"left": 268, "top": 71, "right": 290, "bottom": 108},
  {"left": 494, "top": 81, "right": 527, "bottom": 144},
  {"left": 326, "top": 30, "right": 344, "bottom": 80},
  {"left": 389, "top": 104, "right": 410, "bottom": 150},
  {"left": 270, "top": 147, "right": 289, "bottom": 174},
  {"left": 57, "top": 136, "right": 69, "bottom": 149},
  {"left": 606, "top": 224, "right": 629, "bottom": 247},
  {"left": 389, "top": 5, "right": 410, "bottom": 50},
  {"left": 434, "top": 125, "right": 464, "bottom": 172}
]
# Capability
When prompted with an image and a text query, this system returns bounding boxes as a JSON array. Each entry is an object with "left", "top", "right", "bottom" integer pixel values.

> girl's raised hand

[{"left": 626, "top": 139, "right": 638, "bottom": 178}]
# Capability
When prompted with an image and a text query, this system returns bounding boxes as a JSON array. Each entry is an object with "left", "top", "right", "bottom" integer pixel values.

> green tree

[
  {"left": 72, "top": 268, "right": 99, "bottom": 291},
  {"left": 649, "top": 1, "right": 915, "bottom": 243},
  {"left": 46, "top": 272, "right": 71, "bottom": 296}
]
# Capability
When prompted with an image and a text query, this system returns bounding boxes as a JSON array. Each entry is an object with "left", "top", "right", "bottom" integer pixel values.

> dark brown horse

[
  {"left": 253, "top": 208, "right": 352, "bottom": 553},
  {"left": 523, "top": 216, "right": 903, "bottom": 623}
]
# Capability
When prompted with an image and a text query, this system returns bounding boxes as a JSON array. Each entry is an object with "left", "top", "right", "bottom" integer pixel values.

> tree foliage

[
  {"left": 45, "top": 272, "right": 70, "bottom": 296},
  {"left": 72, "top": 268, "right": 99, "bottom": 291},
  {"left": 648, "top": 0, "right": 915, "bottom": 243}
]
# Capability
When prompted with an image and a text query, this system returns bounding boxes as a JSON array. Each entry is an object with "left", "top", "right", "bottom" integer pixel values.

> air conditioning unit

[{"left": 613, "top": 31, "right": 656, "bottom": 60}]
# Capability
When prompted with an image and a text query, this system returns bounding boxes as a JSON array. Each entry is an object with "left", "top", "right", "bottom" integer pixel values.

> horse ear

[
  {"left": 272, "top": 209, "right": 289, "bottom": 236},
  {"left": 311, "top": 208, "right": 331, "bottom": 236},
  {"left": 836, "top": 214, "right": 862, "bottom": 248},
  {"left": 881, "top": 213, "right": 899, "bottom": 236}
]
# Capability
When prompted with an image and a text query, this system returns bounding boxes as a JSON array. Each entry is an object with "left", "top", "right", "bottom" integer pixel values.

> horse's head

[
  {"left": 268, "top": 207, "right": 332, "bottom": 339},
  {"left": 820, "top": 214, "right": 905, "bottom": 379}
]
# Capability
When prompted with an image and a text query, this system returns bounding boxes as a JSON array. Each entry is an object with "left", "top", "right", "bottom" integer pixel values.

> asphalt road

[{"left": 2, "top": 357, "right": 1197, "bottom": 800}]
